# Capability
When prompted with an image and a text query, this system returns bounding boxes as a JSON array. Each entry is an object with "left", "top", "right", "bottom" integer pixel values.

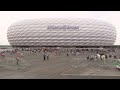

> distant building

[{"left": 7, "top": 18, "right": 116, "bottom": 47}]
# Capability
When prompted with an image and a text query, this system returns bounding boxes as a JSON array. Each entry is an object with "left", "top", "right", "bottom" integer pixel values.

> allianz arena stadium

[{"left": 7, "top": 18, "right": 117, "bottom": 47}]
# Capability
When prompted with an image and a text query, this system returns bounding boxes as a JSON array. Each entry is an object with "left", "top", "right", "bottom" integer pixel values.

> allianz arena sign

[{"left": 47, "top": 25, "right": 79, "bottom": 29}]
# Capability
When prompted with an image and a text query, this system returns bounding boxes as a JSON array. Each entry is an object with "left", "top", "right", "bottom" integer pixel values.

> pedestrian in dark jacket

[{"left": 43, "top": 54, "right": 46, "bottom": 60}]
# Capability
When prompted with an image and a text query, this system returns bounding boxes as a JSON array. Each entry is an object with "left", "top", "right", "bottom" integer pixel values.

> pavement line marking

[
  {"left": 60, "top": 74, "right": 120, "bottom": 76},
  {"left": 60, "top": 74, "right": 88, "bottom": 76}
]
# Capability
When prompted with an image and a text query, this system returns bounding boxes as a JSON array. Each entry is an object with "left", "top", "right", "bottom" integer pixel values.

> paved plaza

[{"left": 0, "top": 50, "right": 120, "bottom": 79}]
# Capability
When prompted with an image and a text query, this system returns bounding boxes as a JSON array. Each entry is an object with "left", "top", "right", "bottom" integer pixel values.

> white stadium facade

[{"left": 7, "top": 18, "right": 117, "bottom": 47}]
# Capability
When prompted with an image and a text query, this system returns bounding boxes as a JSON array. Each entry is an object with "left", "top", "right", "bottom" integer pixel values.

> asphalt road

[{"left": 0, "top": 50, "right": 120, "bottom": 79}]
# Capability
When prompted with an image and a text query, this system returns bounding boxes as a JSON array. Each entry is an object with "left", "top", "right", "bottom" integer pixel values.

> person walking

[
  {"left": 114, "top": 55, "right": 117, "bottom": 61},
  {"left": 67, "top": 52, "right": 69, "bottom": 56},
  {"left": 101, "top": 54, "right": 106, "bottom": 64},
  {"left": 16, "top": 56, "right": 20, "bottom": 65},
  {"left": 43, "top": 53, "right": 46, "bottom": 61},
  {"left": 109, "top": 55, "right": 112, "bottom": 61},
  {"left": 46, "top": 52, "right": 49, "bottom": 60}
]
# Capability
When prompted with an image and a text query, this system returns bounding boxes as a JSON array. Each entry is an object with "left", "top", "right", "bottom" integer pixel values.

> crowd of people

[{"left": 0, "top": 47, "right": 119, "bottom": 65}]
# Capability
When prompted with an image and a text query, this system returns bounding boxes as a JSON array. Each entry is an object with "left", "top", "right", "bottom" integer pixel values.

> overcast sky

[{"left": 0, "top": 11, "right": 120, "bottom": 45}]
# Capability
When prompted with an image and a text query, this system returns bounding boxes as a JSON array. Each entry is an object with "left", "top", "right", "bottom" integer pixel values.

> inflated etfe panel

[{"left": 7, "top": 18, "right": 116, "bottom": 46}]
